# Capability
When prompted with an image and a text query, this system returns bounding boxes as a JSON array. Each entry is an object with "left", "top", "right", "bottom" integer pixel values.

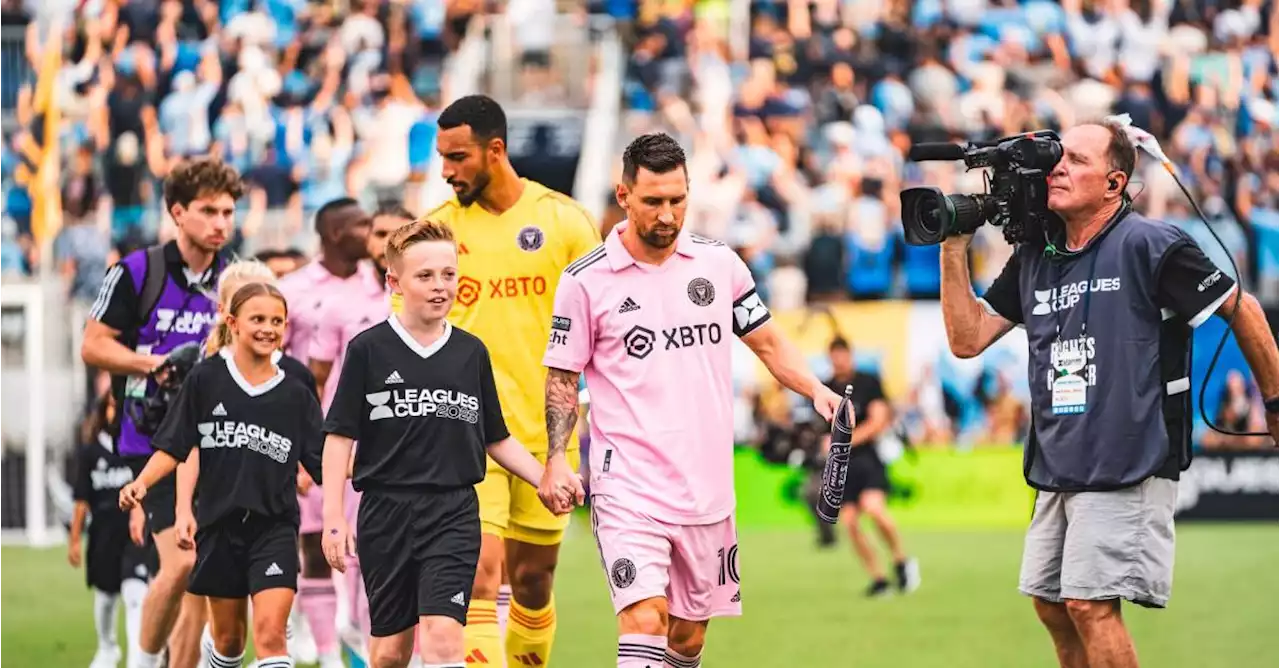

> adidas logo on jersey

[
  {"left": 212, "top": 403, "right": 228, "bottom": 417},
  {"left": 618, "top": 297, "right": 641, "bottom": 313},
  {"left": 451, "top": 591, "right": 466, "bottom": 606},
  {"left": 385, "top": 370, "right": 404, "bottom": 384},
  {"left": 265, "top": 563, "right": 283, "bottom": 577}
]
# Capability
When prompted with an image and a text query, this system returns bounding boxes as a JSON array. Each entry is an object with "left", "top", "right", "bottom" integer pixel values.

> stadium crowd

[{"left": 2, "top": 0, "right": 1277, "bottom": 452}]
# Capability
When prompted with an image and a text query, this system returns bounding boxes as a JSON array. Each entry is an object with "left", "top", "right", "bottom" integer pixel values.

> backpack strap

[{"left": 136, "top": 245, "right": 168, "bottom": 323}]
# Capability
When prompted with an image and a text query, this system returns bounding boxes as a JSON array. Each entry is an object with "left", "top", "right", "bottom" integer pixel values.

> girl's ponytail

[{"left": 204, "top": 316, "right": 233, "bottom": 357}]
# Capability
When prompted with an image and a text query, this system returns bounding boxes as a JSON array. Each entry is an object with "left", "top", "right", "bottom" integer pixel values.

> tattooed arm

[
  {"left": 540, "top": 367, "right": 586, "bottom": 507},
  {"left": 546, "top": 367, "right": 582, "bottom": 458}
]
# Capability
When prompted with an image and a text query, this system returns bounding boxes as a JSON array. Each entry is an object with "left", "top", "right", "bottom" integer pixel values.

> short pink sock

[{"left": 298, "top": 577, "right": 338, "bottom": 654}]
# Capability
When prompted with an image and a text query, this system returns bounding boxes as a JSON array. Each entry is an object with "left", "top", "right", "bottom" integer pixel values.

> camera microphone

[{"left": 908, "top": 143, "right": 967, "bottom": 163}]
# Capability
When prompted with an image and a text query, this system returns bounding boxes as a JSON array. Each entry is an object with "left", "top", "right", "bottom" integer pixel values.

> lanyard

[{"left": 1052, "top": 245, "right": 1101, "bottom": 341}]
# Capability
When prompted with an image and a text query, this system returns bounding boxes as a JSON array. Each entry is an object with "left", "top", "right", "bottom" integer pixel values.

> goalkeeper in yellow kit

[{"left": 424, "top": 94, "right": 599, "bottom": 666}]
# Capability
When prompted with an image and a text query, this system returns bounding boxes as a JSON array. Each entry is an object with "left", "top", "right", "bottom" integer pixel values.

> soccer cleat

[
  {"left": 865, "top": 579, "right": 891, "bottom": 598},
  {"left": 318, "top": 650, "right": 346, "bottom": 668},
  {"left": 896, "top": 558, "right": 921, "bottom": 594}
]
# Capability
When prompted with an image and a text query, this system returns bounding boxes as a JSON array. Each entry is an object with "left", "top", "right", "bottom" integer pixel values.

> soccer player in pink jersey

[
  {"left": 309, "top": 204, "right": 413, "bottom": 652},
  {"left": 277, "top": 196, "right": 376, "bottom": 668},
  {"left": 540, "top": 133, "right": 844, "bottom": 667}
]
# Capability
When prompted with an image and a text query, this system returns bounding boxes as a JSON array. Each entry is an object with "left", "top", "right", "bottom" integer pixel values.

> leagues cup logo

[
  {"left": 367, "top": 392, "right": 394, "bottom": 420},
  {"left": 198, "top": 422, "right": 216, "bottom": 448},
  {"left": 1032, "top": 290, "right": 1054, "bottom": 316}
]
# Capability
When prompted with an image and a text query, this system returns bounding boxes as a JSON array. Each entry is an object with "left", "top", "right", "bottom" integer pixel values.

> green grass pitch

[{"left": 4, "top": 522, "right": 1276, "bottom": 667}]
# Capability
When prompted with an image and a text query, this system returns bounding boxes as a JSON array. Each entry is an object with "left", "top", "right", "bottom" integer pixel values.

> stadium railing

[{"left": 574, "top": 16, "right": 624, "bottom": 223}]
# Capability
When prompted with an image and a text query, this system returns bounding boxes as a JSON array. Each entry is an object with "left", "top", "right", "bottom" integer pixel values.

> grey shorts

[{"left": 1018, "top": 476, "right": 1178, "bottom": 609}]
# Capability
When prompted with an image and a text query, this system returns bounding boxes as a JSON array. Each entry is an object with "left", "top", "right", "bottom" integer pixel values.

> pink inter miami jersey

[
  {"left": 278, "top": 259, "right": 383, "bottom": 366},
  {"left": 542, "top": 222, "right": 772, "bottom": 525},
  {"left": 310, "top": 283, "right": 392, "bottom": 412}
]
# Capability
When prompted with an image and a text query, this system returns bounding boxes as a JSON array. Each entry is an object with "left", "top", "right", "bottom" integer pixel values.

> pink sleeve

[
  {"left": 542, "top": 274, "right": 593, "bottom": 373},
  {"left": 728, "top": 251, "right": 771, "bottom": 338},
  {"left": 310, "top": 304, "right": 341, "bottom": 363}
]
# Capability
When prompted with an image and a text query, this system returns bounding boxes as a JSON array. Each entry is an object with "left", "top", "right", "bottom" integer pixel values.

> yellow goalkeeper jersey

[{"left": 421, "top": 179, "right": 600, "bottom": 453}]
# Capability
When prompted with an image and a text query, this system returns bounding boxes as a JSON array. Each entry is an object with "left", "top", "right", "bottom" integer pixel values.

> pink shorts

[
  {"left": 590, "top": 495, "right": 743, "bottom": 621},
  {"left": 299, "top": 483, "right": 363, "bottom": 535},
  {"left": 299, "top": 486, "right": 324, "bottom": 534}
]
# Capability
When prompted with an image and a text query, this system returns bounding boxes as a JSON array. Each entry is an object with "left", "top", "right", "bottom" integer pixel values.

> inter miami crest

[
  {"left": 611, "top": 558, "right": 636, "bottom": 588},
  {"left": 687, "top": 277, "right": 715, "bottom": 306},
  {"left": 517, "top": 225, "right": 545, "bottom": 252}
]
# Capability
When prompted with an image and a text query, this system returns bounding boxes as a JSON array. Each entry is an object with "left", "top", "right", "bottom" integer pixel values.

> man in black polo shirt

[
  {"left": 940, "top": 120, "right": 1279, "bottom": 668},
  {"left": 823, "top": 337, "right": 919, "bottom": 598}
]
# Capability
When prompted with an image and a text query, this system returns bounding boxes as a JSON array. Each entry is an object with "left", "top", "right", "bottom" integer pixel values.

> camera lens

[{"left": 899, "top": 187, "right": 953, "bottom": 246}]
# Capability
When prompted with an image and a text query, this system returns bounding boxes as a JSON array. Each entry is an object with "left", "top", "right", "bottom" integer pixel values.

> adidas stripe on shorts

[
  {"left": 186, "top": 512, "right": 300, "bottom": 599},
  {"left": 356, "top": 487, "right": 481, "bottom": 637}
]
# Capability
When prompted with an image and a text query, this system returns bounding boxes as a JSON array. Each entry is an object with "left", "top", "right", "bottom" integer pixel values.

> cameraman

[
  {"left": 939, "top": 121, "right": 1279, "bottom": 668},
  {"left": 81, "top": 157, "right": 241, "bottom": 668}
]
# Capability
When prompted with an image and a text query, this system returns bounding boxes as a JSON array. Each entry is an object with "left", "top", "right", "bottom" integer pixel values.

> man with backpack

[{"left": 82, "top": 157, "right": 242, "bottom": 668}]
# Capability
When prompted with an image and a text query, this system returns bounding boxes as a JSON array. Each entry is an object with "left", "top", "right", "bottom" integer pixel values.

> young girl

[
  {"left": 179, "top": 259, "right": 320, "bottom": 664},
  {"left": 121, "top": 282, "right": 324, "bottom": 668}
]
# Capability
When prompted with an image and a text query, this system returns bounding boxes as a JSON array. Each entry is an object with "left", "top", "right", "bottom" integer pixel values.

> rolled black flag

[{"left": 816, "top": 384, "right": 856, "bottom": 524}]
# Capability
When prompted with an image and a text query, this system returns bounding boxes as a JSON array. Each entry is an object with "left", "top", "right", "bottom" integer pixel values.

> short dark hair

[
  {"left": 438, "top": 94, "right": 507, "bottom": 145},
  {"left": 1097, "top": 119, "right": 1137, "bottom": 182},
  {"left": 621, "top": 132, "right": 687, "bottom": 184},
  {"left": 829, "top": 336, "right": 850, "bottom": 353},
  {"left": 374, "top": 203, "right": 417, "bottom": 221},
  {"left": 314, "top": 197, "right": 361, "bottom": 234},
  {"left": 163, "top": 158, "right": 244, "bottom": 210}
]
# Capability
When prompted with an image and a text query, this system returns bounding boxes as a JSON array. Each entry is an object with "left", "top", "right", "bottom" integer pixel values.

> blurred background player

[
  {"left": 824, "top": 337, "right": 919, "bottom": 597},
  {"left": 541, "top": 132, "right": 842, "bottom": 668},
  {"left": 277, "top": 196, "right": 376, "bottom": 668},
  {"left": 81, "top": 157, "right": 240, "bottom": 668},
  {"left": 309, "top": 203, "right": 416, "bottom": 658},
  {"left": 69, "top": 392, "right": 156, "bottom": 668},
  {"left": 426, "top": 93, "right": 600, "bottom": 666}
]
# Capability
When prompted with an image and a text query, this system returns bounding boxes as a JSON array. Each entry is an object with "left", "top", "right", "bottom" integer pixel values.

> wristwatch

[{"left": 1266, "top": 396, "right": 1279, "bottom": 414}]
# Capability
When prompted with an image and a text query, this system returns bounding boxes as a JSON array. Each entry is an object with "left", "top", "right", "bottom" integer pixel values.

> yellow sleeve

[{"left": 556, "top": 196, "right": 602, "bottom": 263}]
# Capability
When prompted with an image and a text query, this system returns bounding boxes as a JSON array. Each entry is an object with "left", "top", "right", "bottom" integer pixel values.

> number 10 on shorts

[{"left": 717, "top": 544, "right": 740, "bottom": 587}]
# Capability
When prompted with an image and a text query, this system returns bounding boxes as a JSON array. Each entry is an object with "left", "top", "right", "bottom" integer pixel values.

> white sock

[
  {"left": 665, "top": 648, "right": 702, "bottom": 667},
  {"left": 203, "top": 631, "right": 244, "bottom": 668},
  {"left": 252, "top": 656, "right": 294, "bottom": 668},
  {"left": 496, "top": 583, "right": 512, "bottom": 638},
  {"left": 93, "top": 588, "right": 121, "bottom": 652},
  {"left": 199, "top": 624, "right": 214, "bottom": 665},
  {"left": 120, "top": 579, "right": 148, "bottom": 661},
  {"left": 130, "top": 650, "right": 163, "bottom": 668}
]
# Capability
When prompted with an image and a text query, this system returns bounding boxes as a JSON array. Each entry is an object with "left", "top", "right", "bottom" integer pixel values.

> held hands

[
  {"left": 119, "top": 481, "right": 147, "bottom": 511},
  {"left": 297, "top": 466, "right": 315, "bottom": 495},
  {"left": 322, "top": 518, "right": 357, "bottom": 573},
  {"left": 538, "top": 454, "right": 585, "bottom": 516}
]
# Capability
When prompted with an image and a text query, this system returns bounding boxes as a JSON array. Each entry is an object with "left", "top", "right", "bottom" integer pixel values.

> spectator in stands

[{"left": 1202, "top": 369, "right": 1271, "bottom": 449}]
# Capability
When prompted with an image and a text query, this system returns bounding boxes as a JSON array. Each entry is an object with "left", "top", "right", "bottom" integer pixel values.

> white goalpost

[{"left": 1, "top": 278, "right": 52, "bottom": 547}]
